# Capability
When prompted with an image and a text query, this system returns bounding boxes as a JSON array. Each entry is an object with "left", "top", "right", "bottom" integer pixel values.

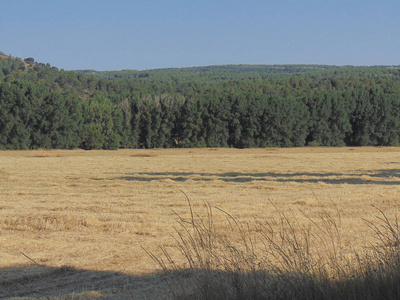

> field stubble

[{"left": 0, "top": 147, "right": 400, "bottom": 298}]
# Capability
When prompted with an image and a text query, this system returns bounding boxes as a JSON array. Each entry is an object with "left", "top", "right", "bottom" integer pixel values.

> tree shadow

[
  {"left": 109, "top": 169, "right": 400, "bottom": 185},
  {"left": 0, "top": 264, "right": 165, "bottom": 299},
  {"left": 2, "top": 263, "right": 399, "bottom": 299}
]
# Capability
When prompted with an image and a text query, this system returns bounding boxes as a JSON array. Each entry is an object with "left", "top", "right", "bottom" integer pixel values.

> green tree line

[{"left": 1, "top": 52, "right": 400, "bottom": 149}]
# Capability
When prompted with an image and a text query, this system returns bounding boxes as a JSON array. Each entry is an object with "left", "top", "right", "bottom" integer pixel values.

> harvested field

[{"left": 0, "top": 147, "right": 400, "bottom": 298}]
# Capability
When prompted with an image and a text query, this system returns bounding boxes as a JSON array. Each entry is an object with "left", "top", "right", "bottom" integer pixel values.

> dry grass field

[{"left": 1, "top": 147, "right": 400, "bottom": 298}]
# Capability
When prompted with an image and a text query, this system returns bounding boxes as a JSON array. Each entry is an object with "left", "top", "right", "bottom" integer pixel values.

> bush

[{"left": 307, "top": 140, "right": 320, "bottom": 147}]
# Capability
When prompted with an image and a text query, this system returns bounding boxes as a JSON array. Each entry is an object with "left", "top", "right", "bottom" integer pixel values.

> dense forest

[{"left": 1, "top": 51, "right": 400, "bottom": 149}]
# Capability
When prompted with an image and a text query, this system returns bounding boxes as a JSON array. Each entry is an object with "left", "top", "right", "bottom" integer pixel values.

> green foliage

[
  {"left": 80, "top": 97, "right": 121, "bottom": 150},
  {"left": 1, "top": 53, "right": 400, "bottom": 149}
]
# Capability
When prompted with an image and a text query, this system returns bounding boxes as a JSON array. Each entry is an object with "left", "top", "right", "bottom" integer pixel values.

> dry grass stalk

[{"left": 149, "top": 200, "right": 400, "bottom": 300}]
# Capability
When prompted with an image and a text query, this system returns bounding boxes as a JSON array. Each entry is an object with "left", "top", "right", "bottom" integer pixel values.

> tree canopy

[{"left": 1, "top": 52, "right": 400, "bottom": 149}]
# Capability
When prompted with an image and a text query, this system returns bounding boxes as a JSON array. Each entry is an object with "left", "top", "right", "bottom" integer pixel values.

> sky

[{"left": 1, "top": 0, "right": 399, "bottom": 70}]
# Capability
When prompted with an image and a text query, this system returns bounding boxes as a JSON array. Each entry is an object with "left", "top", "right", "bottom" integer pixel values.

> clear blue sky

[{"left": 1, "top": 0, "right": 399, "bottom": 70}]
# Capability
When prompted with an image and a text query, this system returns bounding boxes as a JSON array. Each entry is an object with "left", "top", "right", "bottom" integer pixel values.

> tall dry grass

[{"left": 148, "top": 195, "right": 400, "bottom": 300}]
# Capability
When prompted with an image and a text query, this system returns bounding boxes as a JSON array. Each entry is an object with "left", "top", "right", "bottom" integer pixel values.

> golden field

[{"left": 1, "top": 147, "right": 400, "bottom": 298}]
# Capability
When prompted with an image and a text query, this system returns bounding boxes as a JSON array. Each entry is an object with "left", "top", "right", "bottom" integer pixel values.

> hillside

[
  {"left": 75, "top": 64, "right": 344, "bottom": 80},
  {"left": 74, "top": 64, "right": 400, "bottom": 83},
  {"left": 1, "top": 52, "right": 400, "bottom": 150}
]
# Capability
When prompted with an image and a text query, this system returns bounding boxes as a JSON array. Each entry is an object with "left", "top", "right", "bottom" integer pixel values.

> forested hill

[
  {"left": 1, "top": 51, "right": 400, "bottom": 150},
  {"left": 75, "top": 64, "right": 342, "bottom": 81}
]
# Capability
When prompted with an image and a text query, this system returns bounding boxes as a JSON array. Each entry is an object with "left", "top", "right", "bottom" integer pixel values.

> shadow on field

[
  {"left": 110, "top": 169, "right": 400, "bottom": 185},
  {"left": 0, "top": 264, "right": 165, "bottom": 299},
  {"left": 2, "top": 263, "right": 400, "bottom": 299},
  {"left": 369, "top": 169, "right": 400, "bottom": 178}
]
